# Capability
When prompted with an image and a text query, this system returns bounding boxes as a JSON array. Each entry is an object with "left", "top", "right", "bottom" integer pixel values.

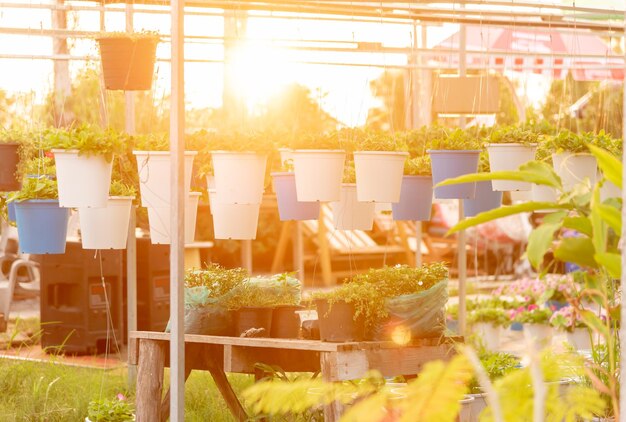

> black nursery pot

[
  {"left": 0, "top": 143, "right": 20, "bottom": 191},
  {"left": 315, "top": 299, "right": 364, "bottom": 342},
  {"left": 234, "top": 307, "right": 273, "bottom": 337},
  {"left": 271, "top": 305, "right": 303, "bottom": 339},
  {"left": 97, "top": 37, "right": 158, "bottom": 91}
]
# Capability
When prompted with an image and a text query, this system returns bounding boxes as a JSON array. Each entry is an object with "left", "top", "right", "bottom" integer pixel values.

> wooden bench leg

[
  {"left": 206, "top": 361, "right": 248, "bottom": 421},
  {"left": 136, "top": 339, "right": 166, "bottom": 422},
  {"left": 320, "top": 352, "right": 345, "bottom": 422}
]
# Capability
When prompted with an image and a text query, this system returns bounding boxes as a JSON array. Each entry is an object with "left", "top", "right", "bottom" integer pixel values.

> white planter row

[{"left": 471, "top": 322, "right": 592, "bottom": 351}]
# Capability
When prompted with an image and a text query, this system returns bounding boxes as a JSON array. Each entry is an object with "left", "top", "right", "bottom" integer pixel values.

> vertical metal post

[
  {"left": 415, "top": 222, "right": 422, "bottom": 267},
  {"left": 241, "top": 240, "right": 253, "bottom": 273},
  {"left": 170, "top": 0, "right": 185, "bottom": 418},
  {"left": 619, "top": 9, "right": 626, "bottom": 421},
  {"left": 293, "top": 221, "right": 304, "bottom": 280},
  {"left": 457, "top": 15, "right": 468, "bottom": 337}
]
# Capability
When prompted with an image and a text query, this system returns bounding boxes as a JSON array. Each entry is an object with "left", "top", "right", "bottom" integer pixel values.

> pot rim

[
  {"left": 427, "top": 149, "right": 482, "bottom": 154},
  {"left": 270, "top": 171, "right": 294, "bottom": 177},
  {"left": 292, "top": 149, "right": 345, "bottom": 154},
  {"left": 132, "top": 150, "right": 198, "bottom": 156},
  {"left": 210, "top": 150, "right": 267, "bottom": 157},
  {"left": 354, "top": 150, "right": 410, "bottom": 156},
  {"left": 486, "top": 143, "right": 538, "bottom": 148}
]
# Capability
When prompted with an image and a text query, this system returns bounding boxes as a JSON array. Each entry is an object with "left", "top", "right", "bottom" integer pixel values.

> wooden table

[{"left": 129, "top": 331, "right": 460, "bottom": 422}]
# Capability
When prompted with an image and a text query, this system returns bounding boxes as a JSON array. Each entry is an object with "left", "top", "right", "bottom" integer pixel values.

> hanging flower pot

[
  {"left": 272, "top": 172, "right": 320, "bottom": 221},
  {"left": 147, "top": 192, "right": 200, "bottom": 245},
  {"left": 292, "top": 150, "right": 345, "bottom": 202},
  {"left": 0, "top": 143, "right": 21, "bottom": 191},
  {"left": 209, "top": 189, "right": 260, "bottom": 240},
  {"left": 330, "top": 184, "right": 375, "bottom": 231},
  {"left": 353, "top": 151, "right": 408, "bottom": 202},
  {"left": 315, "top": 299, "right": 365, "bottom": 342},
  {"left": 133, "top": 151, "right": 197, "bottom": 209},
  {"left": 552, "top": 152, "right": 597, "bottom": 192},
  {"left": 463, "top": 181, "right": 502, "bottom": 218},
  {"left": 78, "top": 196, "right": 133, "bottom": 250},
  {"left": 97, "top": 34, "right": 159, "bottom": 91},
  {"left": 211, "top": 151, "right": 267, "bottom": 204},
  {"left": 7, "top": 200, "right": 16, "bottom": 223},
  {"left": 428, "top": 150, "right": 481, "bottom": 199},
  {"left": 486, "top": 143, "right": 537, "bottom": 191},
  {"left": 52, "top": 150, "right": 112, "bottom": 208},
  {"left": 14, "top": 200, "right": 69, "bottom": 254},
  {"left": 391, "top": 176, "right": 433, "bottom": 221}
]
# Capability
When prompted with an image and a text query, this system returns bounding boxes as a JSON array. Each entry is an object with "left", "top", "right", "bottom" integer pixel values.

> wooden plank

[
  {"left": 128, "top": 336, "right": 139, "bottom": 366},
  {"left": 225, "top": 346, "right": 321, "bottom": 373},
  {"left": 136, "top": 339, "right": 166, "bottom": 421}
]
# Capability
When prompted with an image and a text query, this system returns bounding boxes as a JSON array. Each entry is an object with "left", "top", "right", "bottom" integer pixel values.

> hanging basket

[
  {"left": 133, "top": 151, "right": 197, "bottom": 209},
  {"left": 552, "top": 152, "right": 597, "bottom": 192},
  {"left": 53, "top": 149, "right": 112, "bottom": 208},
  {"left": 211, "top": 151, "right": 267, "bottom": 204},
  {"left": 292, "top": 150, "right": 345, "bottom": 202},
  {"left": 7, "top": 201, "right": 16, "bottom": 223},
  {"left": 147, "top": 192, "right": 200, "bottom": 245},
  {"left": 14, "top": 200, "right": 69, "bottom": 254},
  {"left": 209, "top": 189, "right": 260, "bottom": 240},
  {"left": 0, "top": 143, "right": 21, "bottom": 191},
  {"left": 486, "top": 143, "right": 537, "bottom": 191},
  {"left": 330, "top": 184, "right": 375, "bottom": 231},
  {"left": 428, "top": 150, "right": 481, "bottom": 199},
  {"left": 97, "top": 36, "right": 158, "bottom": 91},
  {"left": 78, "top": 196, "right": 133, "bottom": 250},
  {"left": 391, "top": 176, "right": 433, "bottom": 221},
  {"left": 272, "top": 172, "right": 320, "bottom": 221},
  {"left": 463, "top": 181, "right": 502, "bottom": 218},
  {"left": 353, "top": 151, "right": 408, "bottom": 202}
]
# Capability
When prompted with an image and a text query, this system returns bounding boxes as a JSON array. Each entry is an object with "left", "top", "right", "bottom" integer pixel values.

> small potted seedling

[
  {"left": 468, "top": 307, "right": 510, "bottom": 351},
  {"left": 547, "top": 131, "right": 598, "bottom": 192},
  {"left": 550, "top": 306, "right": 591, "bottom": 350},
  {"left": 486, "top": 126, "right": 538, "bottom": 191},
  {"left": 391, "top": 155, "right": 433, "bottom": 221}
]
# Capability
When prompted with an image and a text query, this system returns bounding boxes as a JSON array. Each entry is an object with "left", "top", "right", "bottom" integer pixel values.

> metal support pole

[
  {"left": 457, "top": 12, "right": 468, "bottom": 337},
  {"left": 293, "top": 221, "right": 304, "bottom": 280},
  {"left": 169, "top": 0, "right": 185, "bottom": 418},
  {"left": 241, "top": 240, "right": 253, "bottom": 273},
  {"left": 415, "top": 221, "right": 422, "bottom": 267}
]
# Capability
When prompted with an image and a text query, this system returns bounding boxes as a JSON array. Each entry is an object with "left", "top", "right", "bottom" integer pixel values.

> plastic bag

[
  {"left": 165, "top": 286, "right": 233, "bottom": 335},
  {"left": 373, "top": 280, "right": 448, "bottom": 341}
]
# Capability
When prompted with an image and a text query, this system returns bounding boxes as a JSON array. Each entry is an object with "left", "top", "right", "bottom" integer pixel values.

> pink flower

[
  {"left": 116, "top": 393, "right": 127, "bottom": 401},
  {"left": 527, "top": 304, "right": 538, "bottom": 311}
]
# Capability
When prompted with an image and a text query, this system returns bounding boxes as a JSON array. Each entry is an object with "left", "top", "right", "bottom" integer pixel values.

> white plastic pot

[
  {"left": 78, "top": 196, "right": 133, "bottom": 249},
  {"left": 147, "top": 192, "right": 200, "bottom": 244},
  {"left": 552, "top": 152, "right": 597, "bottom": 192},
  {"left": 532, "top": 183, "right": 557, "bottom": 203},
  {"left": 53, "top": 149, "right": 112, "bottom": 208},
  {"left": 523, "top": 323, "right": 552, "bottom": 347},
  {"left": 209, "top": 189, "right": 260, "bottom": 240},
  {"left": 600, "top": 178, "right": 621, "bottom": 201},
  {"left": 292, "top": 150, "right": 345, "bottom": 202},
  {"left": 472, "top": 322, "right": 500, "bottom": 351},
  {"left": 278, "top": 148, "right": 294, "bottom": 167},
  {"left": 330, "top": 184, "right": 375, "bottom": 231},
  {"left": 211, "top": 151, "right": 267, "bottom": 204},
  {"left": 510, "top": 189, "right": 532, "bottom": 203},
  {"left": 133, "top": 151, "right": 197, "bottom": 208},
  {"left": 566, "top": 327, "right": 592, "bottom": 350},
  {"left": 353, "top": 151, "right": 408, "bottom": 202},
  {"left": 458, "top": 396, "right": 475, "bottom": 422},
  {"left": 486, "top": 143, "right": 537, "bottom": 191},
  {"left": 468, "top": 393, "right": 487, "bottom": 421}
]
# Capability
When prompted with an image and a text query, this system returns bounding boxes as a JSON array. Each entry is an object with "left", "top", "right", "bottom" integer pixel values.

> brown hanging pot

[
  {"left": 0, "top": 143, "right": 21, "bottom": 191},
  {"left": 97, "top": 36, "right": 159, "bottom": 91}
]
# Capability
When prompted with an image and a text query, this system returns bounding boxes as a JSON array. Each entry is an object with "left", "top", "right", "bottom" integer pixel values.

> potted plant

[
  {"left": 510, "top": 304, "right": 553, "bottom": 347},
  {"left": 96, "top": 31, "right": 160, "bottom": 91},
  {"left": 268, "top": 273, "right": 303, "bottom": 339},
  {"left": 132, "top": 133, "right": 198, "bottom": 209},
  {"left": 485, "top": 126, "right": 538, "bottom": 191},
  {"left": 147, "top": 192, "right": 201, "bottom": 245},
  {"left": 550, "top": 306, "right": 591, "bottom": 350},
  {"left": 468, "top": 307, "right": 510, "bottom": 351},
  {"left": 331, "top": 161, "right": 375, "bottom": 231},
  {"left": 291, "top": 133, "right": 346, "bottom": 202},
  {"left": 8, "top": 168, "right": 69, "bottom": 254},
  {"left": 391, "top": 156, "right": 433, "bottom": 221},
  {"left": 0, "top": 128, "right": 33, "bottom": 191},
  {"left": 271, "top": 160, "right": 320, "bottom": 221},
  {"left": 44, "top": 125, "right": 126, "bottom": 208},
  {"left": 86, "top": 394, "right": 135, "bottom": 421},
  {"left": 209, "top": 188, "right": 260, "bottom": 240},
  {"left": 547, "top": 131, "right": 598, "bottom": 192},
  {"left": 78, "top": 180, "right": 135, "bottom": 250},
  {"left": 427, "top": 128, "right": 482, "bottom": 199},
  {"left": 462, "top": 151, "right": 502, "bottom": 218},
  {"left": 352, "top": 132, "right": 409, "bottom": 203}
]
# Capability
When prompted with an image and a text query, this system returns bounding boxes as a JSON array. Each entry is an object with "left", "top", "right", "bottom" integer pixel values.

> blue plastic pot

[
  {"left": 428, "top": 150, "right": 481, "bottom": 199},
  {"left": 14, "top": 200, "right": 69, "bottom": 254},
  {"left": 272, "top": 172, "right": 320, "bottom": 221},
  {"left": 463, "top": 181, "right": 502, "bottom": 217},
  {"left": 7, "top": 201, "right": 16, "bottom": 223},
  {"left": 391, "top": 176, "right": 433, "bottom": 221}
]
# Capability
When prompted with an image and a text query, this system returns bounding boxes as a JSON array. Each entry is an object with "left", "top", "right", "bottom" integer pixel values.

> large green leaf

[
  {"left": 527, "top": 222, "right": 562, "bottom": 270},
  {"left": 436, "top": 161, "right": 562, "bottom": 189},
  {"left": 589, "top": 186, "right": 608, "bottom": 254},
  {"left": 594, "top": 252, "right": 621, "bottom": 279},
  {"left": 562, "top": 216, "right": 593, "bottom": 237},
  {"left": 448, "top": 202, "right": 572, "bottom": 234},
  {"left": 554, "top": 237, "right": 597, "bottom": 269},
  {"left": 588, "top": 144, "right": 622, "bottom": 189},
  {"left": 594, "top": 202, "right": 622, "bottom": 234},
  {"left": 580, "top": 310, "right": 610, "bottom": 339}
]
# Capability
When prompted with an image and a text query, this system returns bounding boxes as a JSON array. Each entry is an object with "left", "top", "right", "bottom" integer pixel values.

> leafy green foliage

[
  {"left": 8, "top": 176, "right": 58, "bottom": 201},
  {"left": 224, "top": 273, "right": 301, "bottom": 309},
  {"left": 96, "top": 30, "right": 161, "bottom": 41},
  {"left": 132, "top": 132, "right": 169, "bottom": 151},
  {"left": 468, "top": 308, "right": 510, "bottom": 327},
  {"left": 87, "top": 396, "right": 134, "bottom": 422},
  {"left": 486, "top": 125, "right": 540, "bottom": 146},
  {"left": 467, "top": 351, "right": 520, "bottom": 393},
  {"left": 511, "top": 306, "right": 553, "bottom": 324},
  {"left": 184, "top": 264, "right": 248, "bottom": 297},
  {"left": 353, "top": 131, "right": 408, "bottom": 152},
  {"left": 403, "top": 156, "right": 431, "bottom": 176},
  {"left": 428, "top": 128, "right": 482, "bottom": 150},
  {"left": 109, "top": 180, "right": 136, "bottom": 197},
  {"left": 342, "top": 161, "right": 356, "bottom": 183},
  {"left": 43, "top": 125, "right": 127, "bottom": 162},
  {"left": 545, "top": 130, "right": 620, "bottom": 155}
]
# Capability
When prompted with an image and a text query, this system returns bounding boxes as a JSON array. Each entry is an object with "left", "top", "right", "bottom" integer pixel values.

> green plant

[
  {"left": 486, "top": 126, "right": 540, "bottom": 146},
  {"left": 131, "top": 132, "right": 169, "bottom": 151},
  {"left": 87, "top": 395, "right": 134, "bottom": 422},
  {"left": 96, "top": 30, "right": 161, "bottom": 41},
  {"left": 343, "top": 161, "right": 356, "bottom": 183},
  {"left": 289, "top": 132, "right": 342, "bottom": 150},
  {"left": 22, "top": 157, "right": 56, "bottom": 178},
  {"left": 8, "top": 176, "right": 58, "bottom": 202},
  {"left": 184, "top": 264, "right": 248, "bottom": 297},
  {"left": 43, "top": 125, "right": 127, "bottom": 162},
  {"left": 404, "top": 156, "right": 431, "bottom": 176},
  {"left": 225, "top": 273, "right": 301, "bottom": 309},
  {"left": 427, "top": 128, "right": 482, "bottom": 150},
  {"left": 549, "top": 306, "right": 586, "bottom": 332},
  {"left": 467, "top": 350, "right": 519, "bottom": 393},
  {"left": 468, "top": 308, "right": 510, "bottom": 327},
  {"left": 355, "top": 131, "right": 408, "bottom": 152},
  {"left": 109, "top": 180, "right": 136, "bottom": 197},
  {"left": 510, "top": 305, "right": 552, "bottom": 324},
  {"left": 478, "top": 150, "right": 490, "bottom": 172}
]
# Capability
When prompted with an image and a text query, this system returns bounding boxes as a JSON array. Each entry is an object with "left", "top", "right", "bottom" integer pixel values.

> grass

[{"left": 0, "top": 358, "right": 253, "bottom": 421}]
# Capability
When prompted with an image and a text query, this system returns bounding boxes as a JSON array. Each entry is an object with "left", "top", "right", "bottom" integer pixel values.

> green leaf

[
  {"left": 527, "top": 222, "right": 562, "bottom": 270},
  {"left": 580, "top": 310, "right": 610, "bottom": 339},
  {"left": 562, "top": 216, "right": 593, "bottom": 237},
  {"left": 588, "top": 144, "right": 622, "bottom": 189},
  {"left": 436, "top": 161, "right": 562, "bottom": 189},
  {"left": 554, "top": 237, "right": 597, "bottom": 269},
  {"left": 447, "top": 202, "right": 572, "bottom": 234},
  {"left": 594, "top": 202, "right": 621, "bottom": 234},
  {"left": 594, "top": 252, "right": 621, "bottom": 279},
  {"left": 589, "top": 186, "right": 608, "bottom": 255}
]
